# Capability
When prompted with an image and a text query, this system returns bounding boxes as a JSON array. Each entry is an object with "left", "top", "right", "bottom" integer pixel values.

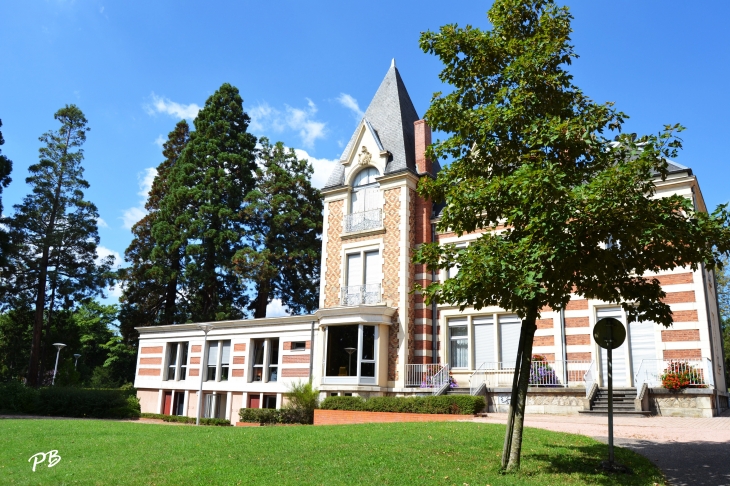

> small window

[
  {"left": 330, "top": 392, "right": 339, "bottom": 397},
  {"left": 166, "top": 344, "right": 178, "bottom": 381},
  {"left": 206, "top": 341, "right": 218, "bottom": 381},
  {"left": 268, "top": 338, "right": 279, "bottom": 382},
  {"left": 263, "top": 395, "right": 277, "bottom": 409},
  {"left": 166, "top": 342, "right": 189, "bottom": 381},
  {"left": 449, "top": 318, "right": 468, "bottom": 369},
  {"left": 291, "top": 341, "right": 306, "bottom": 351}
]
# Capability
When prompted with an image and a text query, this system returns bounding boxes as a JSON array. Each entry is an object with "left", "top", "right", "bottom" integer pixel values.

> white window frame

[
  {"left": 204, "top": 340, "right": 231, "bottom": 382},
  {"left": 322, "top": 324, "right": 379, "bottom": 385},
  {"left": 165, "top": 342, "right": 189, "bottom": 381}
]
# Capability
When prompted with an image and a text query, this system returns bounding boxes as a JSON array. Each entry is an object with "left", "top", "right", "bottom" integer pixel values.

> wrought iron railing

[
  {"left": 431, "top": 364, "right": 451, "bottom": 395},
  {"left": 634, "top": 358, "right": 713, "bottom": 392},
  {"left": 465, "top": 360, "right": 593, "bottom": 389},
  {"left": 469, "top": 362, "right": 489, "bottom": 396},
  {"left": 340, "top": 284, "right": 381, "bottom": 306},
  {"left": 406, "top": 363, "right": 449, "bottom": 388},
  {"left": 344, "top": 209, "right": 383, "bottom": 233}
]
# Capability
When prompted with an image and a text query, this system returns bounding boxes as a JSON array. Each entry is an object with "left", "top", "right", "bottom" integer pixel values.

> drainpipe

[
  {"left": 559, "top": 307, "right": 567, "bottom": 384},
  {"left": 431, "top": 222, "right": 438, "bottom": 364},
  {"left": 309, "top": 320, "right": 316, "bottom": 384}
]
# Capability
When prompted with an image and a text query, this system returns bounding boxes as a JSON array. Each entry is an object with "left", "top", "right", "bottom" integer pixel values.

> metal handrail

[
  {"left": 340, "top": 284, "right": 381, "bottom": 306},
  {"left": 431, "top": 364, "right": 450, "bottom": 396},
  {"left": 583, "top": 360, "right": 595, "bottom": 398},
  {"left": 633, "top": 358, "right": 712, "bottom": 390},
  {"left": 344, "top": 209, "right": 383, "bottom": 233},
  {"left": 469, "top": 362, "right": 489, "bottom": 396}
]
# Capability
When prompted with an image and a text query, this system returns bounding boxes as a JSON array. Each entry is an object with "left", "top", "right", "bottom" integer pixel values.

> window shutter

[
  {"left": 499, "top": 315, "right": 521, "bottom": 367},
  {"left": 221, "top": 341, "right": 231, "bottom": 365},
  {"left": 208, "top": 342, "right": 219, "bottom": 366},
  {"left": 597, "top": 307, "right": 628, "bottom": 386},
  {"left": 347, "top": 253, "right": 362, "bottom": 286},
  {"left": 364, "top": 251, "right": 380, "bottom": 285},
  {"left": 473, "top": 316, "right": 495, "bottom": 368}
]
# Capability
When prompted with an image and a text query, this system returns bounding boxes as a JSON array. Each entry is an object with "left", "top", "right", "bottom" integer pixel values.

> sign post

[{"left": 593, "top": 317, "right": 627, "bottom": 471}]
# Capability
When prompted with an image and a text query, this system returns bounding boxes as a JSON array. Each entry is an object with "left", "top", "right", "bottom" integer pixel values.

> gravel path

[{"left": 473, "top": 413, "right": 730, "bottom": 485}]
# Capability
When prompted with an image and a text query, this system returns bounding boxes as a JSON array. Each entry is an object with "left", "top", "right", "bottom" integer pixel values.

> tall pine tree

[
  {"left": 5, "top": 105, "right": 114, "bottom": 386},
  {"left": 0, "top": 118, "right": 13, "bottom": 271},
  {"left": 158, "top": 83, "right": 257, "bottom": 322},
  {"left": 234, "top": 138, "right": 322, "bottom": 318},
  {"left": 119, "top": 120, "right": 190, "bottom": 341}
]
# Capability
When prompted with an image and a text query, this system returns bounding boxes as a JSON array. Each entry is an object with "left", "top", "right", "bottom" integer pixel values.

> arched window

[{"left": 350, "top": 167, "right": 381, "bottom": 214}]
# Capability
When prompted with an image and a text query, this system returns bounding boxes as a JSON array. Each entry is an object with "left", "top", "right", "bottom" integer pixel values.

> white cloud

[
  {"left": 154, "top": 134, "right": 166, "bottom": 148},
  {"left": 266, "top": 298, "right": 290, "bottom": 318},
  {"left": 145, "top": 93, "right": 201, "bottom": 120},
  {"left": 120, "top": 168, "right": 157, "bottom": 229},
  {"left": 337, "top": 93, "right": 364, "bottom": 120},
  {"left": 97, "top": 217, "right": 109, "bottom": 228},
  {"left": 96, "top": 245, "right": 120, "bottom": 266},
  {"left": 293, "top": 148, "right": 338, "bottom": 189},
  {"left": 249, "top": 99, "right": 327, "bottom": 149}
]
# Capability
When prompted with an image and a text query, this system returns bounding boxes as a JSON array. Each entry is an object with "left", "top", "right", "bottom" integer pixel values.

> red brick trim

[
  {"left": 138, "top": 368, "right": 160, "bottom": 376},
  {"left": 533, "top": 335, "right": 555, "bottom": 346},
  {"left": 661, "top": 291, "right": 695, "bottom": 304},
  {"left": 567, "top": 352, "right": 592, "bottom": 361},
  {"left": 190, "top": 357, "right": 200, "bottom": 365},
  {"left": 281, "top": 368, "right": 309, "bottom": 377},
  {"left": 234, "top": 343, "right": 246, "bottom": 352},
  {"left": 314, "top": 409, "right": 467, "bottom": 425},
  {"left": 282, "top": 355, "right": 310, "bottom": 364},
  {"left": 191, "top": 345, "right": 202, "bottom": 353},
  {"left": 536, "top": 319, "right": 553, "bottom": 329},
  {"left": 231, "top": 369, "right": 244, "bottom": 378},
  {"left": 672, "top": 310, "right": 699, "bottom": 322},
  {"left": 565, "top": 317, "right": 589, "bottom": 328},
  {"left": 189, "top": 368, "right": 199, "bottom": 376},
  {"left": 533, "top": 353, "right": 555, "bottom": 361},
  {"left": 661, "top": 330, "right": 700, "bottom": 342},
  {"left": 139, "top": 357, "right": 161, "bottom": 365},
  {"left": 566, "top": 334, "right": 590, "bottom": 345},
  {"left": 663, "top": 349, "right": 702, "bottom": 359},
  {"left": 649, "top": 273, "right": 694, "bottom": 285},
  {"left": 566, "top": 299, "right": 588, "bottom": 310},
  {"left": 233, "top": 356, "right": 245, "bottom": 364},
  {"left": 140, "top": 346, "right": 162, "bottom": 354}
]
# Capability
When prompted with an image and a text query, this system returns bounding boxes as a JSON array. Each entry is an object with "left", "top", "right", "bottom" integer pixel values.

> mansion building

[{"left": 134, "top": 62, "right": 728, "bottom": 420}]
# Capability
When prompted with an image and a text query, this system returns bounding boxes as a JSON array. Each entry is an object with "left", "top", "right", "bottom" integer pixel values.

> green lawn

[{"left": 0, "top": 419, "right": 665, "bottom": 485}]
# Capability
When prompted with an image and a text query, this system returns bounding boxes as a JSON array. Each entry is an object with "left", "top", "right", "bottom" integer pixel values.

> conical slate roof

[{"left": 324, "top": 62, "right": 420, "bottom": 188}]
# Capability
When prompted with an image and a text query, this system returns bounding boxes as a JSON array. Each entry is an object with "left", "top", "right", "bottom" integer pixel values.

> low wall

[
  {"left": 487, "top": 387, "right": 588, "bottom": 414},
  {"left": 314, "top": 409, "right": 469, "bottom": 425},
  {"left": 648, "top": 388, "right": 721, "bottom": 418}
]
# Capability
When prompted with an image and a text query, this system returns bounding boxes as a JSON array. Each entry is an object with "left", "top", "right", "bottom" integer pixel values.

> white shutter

[
  {"left": 221, "top": 341, "right": 231, "bottom": 365},
  {"left": 208, "top": 341, "right": 219, "bottom": 366},
  {"left": 350, "top": 190, "right": 364, "bottom": 214},
  {"left": 364, "top": 188, "right": 381, "bottom": 211},
  {"left": 346, "top": 253, "right": 362, "bottom": 287},
  {"left": 597, "top": 308, "right": 628, "bottom": 386},
  {"left": 364, "top": 251, "right": 380, "bottom": 285},
  {"left": 473, "top": 316, "right": 495, "bottom": 368},
  {"left": 629, "top": 320, "right": 657, "bottom": 382},
  {"left": 500, "top": 315, "right": 521, "bottom": 367}
]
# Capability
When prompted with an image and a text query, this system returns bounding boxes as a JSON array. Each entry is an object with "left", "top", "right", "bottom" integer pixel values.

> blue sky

[{"left": 1, "top": 1, "right": 728, "bottom": 310}]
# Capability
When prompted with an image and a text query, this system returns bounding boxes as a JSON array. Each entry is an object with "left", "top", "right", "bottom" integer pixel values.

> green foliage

[
  {"left": 319, "top": 395, "right": 485, "bottom": 415},
  {"left": 716, "top": 257, "right": 729, "bottom": 384},
  {"left": 119, "top": 120, "right": 190, "bottom": 340},
  {"left": 238, "top": 407, "right": 305, "bottom": 425},
  {"left": 233, "top": 138, "right": 323, "bottom": 318},
  {"left": 281, "top": 380, "right": 319, "bottom": 424},
  {"left": 0, "top": 118, "right": 12, "bottom": 270},
  {"left": 158, "top": 83, "right": 257, "bottom": 322},
  {"left": 140, "top": 413, "right": 230, "bottom": 426},
  {"left": 0, "top": 382, "right": 140, "bottom": 418},
  {"left": 0, "top": 308, "right": 33, "bottom": 380}
]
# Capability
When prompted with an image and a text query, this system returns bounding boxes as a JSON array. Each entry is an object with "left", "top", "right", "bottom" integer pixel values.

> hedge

[
  {"left": 320, "top": 395, "right": 485, "bottom": 415},
  {"left": 0, "top": 381, "right": 140, "bottom": 419},
  {"left": 140, "top": 413, "right": 230, "bottom": 426},
  {"left": 238, "top": 407, "right": 311, "bottom": 425}
]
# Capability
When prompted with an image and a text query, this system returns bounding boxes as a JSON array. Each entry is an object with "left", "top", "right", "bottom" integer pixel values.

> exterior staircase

[{"left": 580, "top": 387, "right": 652, "bottom": 416}]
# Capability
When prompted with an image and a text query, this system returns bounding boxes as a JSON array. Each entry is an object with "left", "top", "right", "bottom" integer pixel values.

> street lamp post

[
  {"left": 51, "top": 343, "right": 66, "bottom": 385},
  {"left": 73, "top": 354, "right": 81, "bottom": 369},
  {"left": 196, "top": 324, "right": 215, "bottom": 426}
]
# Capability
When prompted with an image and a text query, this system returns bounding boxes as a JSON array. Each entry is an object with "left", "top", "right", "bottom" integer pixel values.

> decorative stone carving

[{"left": 358, "top": 146, "right": 372, "bottom": 167}]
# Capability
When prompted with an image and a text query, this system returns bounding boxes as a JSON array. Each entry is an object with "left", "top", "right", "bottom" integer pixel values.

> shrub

[
  {"left": 139, "top": 413, "right": 230, "bottom": 426},
  {"left": 319, "top": 395, "right": 485, "bottom": 415},
  {"left": 0, "top": 382, "right": 140, "bottom": 418},
  {"left": 283, "top": 380, "right": 319, "bottom": 424}
]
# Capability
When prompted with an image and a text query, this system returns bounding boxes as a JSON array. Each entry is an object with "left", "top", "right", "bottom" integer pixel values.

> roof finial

[{"left": 391, "top": 58, "right": 396, "bottom": 68}]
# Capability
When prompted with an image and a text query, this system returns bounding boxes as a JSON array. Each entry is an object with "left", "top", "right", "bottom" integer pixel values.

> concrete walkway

[{"left": 473, "top": 413, "right": 730, "bottom": 485}]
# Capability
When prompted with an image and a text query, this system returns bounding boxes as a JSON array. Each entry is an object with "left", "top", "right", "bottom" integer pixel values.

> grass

[{"left": 0, "top": 419, "right": 665, "bottom": 485}]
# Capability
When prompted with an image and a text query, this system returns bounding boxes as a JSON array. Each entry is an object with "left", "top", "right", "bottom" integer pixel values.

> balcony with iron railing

[
  {"left": 343, "top": 209, "right": 383, "bottom": 234},
  {"left": 340, "top": 284, "right": 382, "bottom": 306}
]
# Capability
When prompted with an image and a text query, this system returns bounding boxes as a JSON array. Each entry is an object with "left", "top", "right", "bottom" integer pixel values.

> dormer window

[{"left": 345, "top": 167, "right": 383, "bottom": 233}]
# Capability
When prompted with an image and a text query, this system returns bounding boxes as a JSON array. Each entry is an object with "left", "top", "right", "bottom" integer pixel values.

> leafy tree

[
  {"left": 119, "top": 120, "right": 190, "bottom": 341},
  {"left": 416, "top": 0, "right": 730, "bottom": 470},
  {"left": 0, "top": 308, "right": 33, "bottom": 381},
  {"left": 233, "top": 138, "right": 322, "bottom": 318},
  {"left": 717, "top": 256, "right": 729, "bottom": 384},
  {"left": 158, "top": 83, "right": 258, "bottom": 322},
  {"left": 0, "top": 118, "right": 13, "bottom": 270},
  {"left": 3, "top": 105, "right": 115, "bottom": 386}
]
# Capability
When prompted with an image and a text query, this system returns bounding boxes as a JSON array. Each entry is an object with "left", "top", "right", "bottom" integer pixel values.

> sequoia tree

[
  {"left": 415, "top": 0, "right": 730, "bottom": 470},
  {"left": 158, "top": 83, "right": 257, "bottom": 322},
  {"left": 0, "top": 119, "right": 13, "bottom": 269},
  {"left": 233, "top": 138, "right": 322, "bottom": 318},
  {"left": 5, "top": 105, "right": 114, "bottom": 386},
  {"left": 119, "top": 120, "right": 190, "bottom": 340}
]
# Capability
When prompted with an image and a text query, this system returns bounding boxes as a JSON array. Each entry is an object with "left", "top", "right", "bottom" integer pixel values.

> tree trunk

[
  {"left": 505, "top": 303, "right": 539, "bottom": 471},
  {"left": 501, "top": 323, "right": 526, "bottom": 469},
  {"left": 27, "top": 246, "right": 50, "bottom": 387},
  {"left": 251, "top": 280, "right": 270, "bottom": 319}
]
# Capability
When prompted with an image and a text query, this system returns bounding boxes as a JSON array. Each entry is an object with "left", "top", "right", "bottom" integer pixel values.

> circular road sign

[{"left": 593, "top": 317, "right": 626, "bottom": 350}]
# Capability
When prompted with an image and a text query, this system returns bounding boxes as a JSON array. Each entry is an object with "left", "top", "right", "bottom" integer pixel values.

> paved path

[{"left": 473, "top": 413, "right": 730, "bottom": 485}]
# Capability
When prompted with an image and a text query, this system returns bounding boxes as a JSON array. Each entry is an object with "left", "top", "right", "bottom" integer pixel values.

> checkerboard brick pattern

[{"left": 383, "top": 187, "right": 402, "bottom": 381}]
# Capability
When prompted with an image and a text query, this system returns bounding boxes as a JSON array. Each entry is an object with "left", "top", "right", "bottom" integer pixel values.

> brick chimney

[{"left": 414, "top": 119, "right": 432, "bottom": 175}]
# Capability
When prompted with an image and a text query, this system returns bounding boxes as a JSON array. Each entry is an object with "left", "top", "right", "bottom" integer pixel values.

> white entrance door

[
  {"left": 628, "top": 319, "right": 657, "bottom": 385},
  {"left": 598, "top": 307, "right": 628, "bottom": 387}
]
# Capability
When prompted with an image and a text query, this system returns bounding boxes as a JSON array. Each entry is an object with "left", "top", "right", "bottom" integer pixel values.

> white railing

[
  {"left": 469, "top": 360, "right": 593, "bottom": 389},
  {"left": 584, "top": 360, "right": 596, "bottom": 398},
  {"left": 469, "top": 362, "right": 489, "bottom": 396},
  {"left": 634, "top": 358, "right": 713, "bottom": 392},
  {"left": 344, "top": 209, "right": 383, "bottom": 233},
  {"left": 340, "top": 284, "right": 381, "bottom": 306},
  {"left": 431, "top": 364, "right": 451, "bottom": 395},
  {"left": 405, "top": 363, "right": 449, "bottom": 388}
]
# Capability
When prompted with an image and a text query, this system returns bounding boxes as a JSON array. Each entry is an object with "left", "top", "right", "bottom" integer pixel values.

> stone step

[{"left": 579, "top": 410, "right": 653, "bottom": 416}]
